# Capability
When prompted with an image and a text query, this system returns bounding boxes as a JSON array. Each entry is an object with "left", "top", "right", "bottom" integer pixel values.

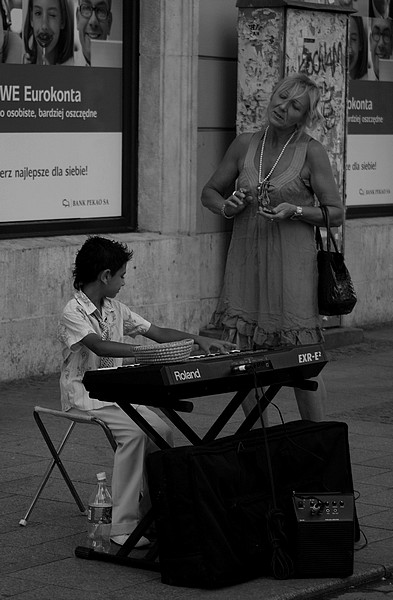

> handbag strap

[{"left": 315, "top": 205, "right": 340, "bottom": 254}]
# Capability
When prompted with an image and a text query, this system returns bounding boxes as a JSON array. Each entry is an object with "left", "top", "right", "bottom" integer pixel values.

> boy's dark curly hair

[{"left": 73, "top": 236, "right": 133, "bottom": 290}]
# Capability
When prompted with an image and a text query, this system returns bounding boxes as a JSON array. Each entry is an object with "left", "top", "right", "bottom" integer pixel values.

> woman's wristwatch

[{"left": 290, "top": 206, "right": 303, "bottom": 220}]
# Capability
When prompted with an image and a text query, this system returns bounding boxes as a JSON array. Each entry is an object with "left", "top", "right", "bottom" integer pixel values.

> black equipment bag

[{"left": 147, "top": 420, "right": 358, "bottom": 588}]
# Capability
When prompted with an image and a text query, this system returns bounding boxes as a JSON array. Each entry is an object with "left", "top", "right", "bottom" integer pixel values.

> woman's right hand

[{"left": 221, "top": 188, "right": 251, "bottom": 218}]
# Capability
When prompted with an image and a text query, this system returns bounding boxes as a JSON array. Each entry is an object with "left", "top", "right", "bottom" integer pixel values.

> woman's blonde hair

[{"left": 270, "top": 73, "right": 324, "bottom": 134}]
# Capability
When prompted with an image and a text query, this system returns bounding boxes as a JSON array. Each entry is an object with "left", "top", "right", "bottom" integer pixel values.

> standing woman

[{"left": 201, "top": 73, "right": 344, "bottom": 421}]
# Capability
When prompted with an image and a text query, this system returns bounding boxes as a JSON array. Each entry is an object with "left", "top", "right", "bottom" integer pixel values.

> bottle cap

[{"left": 97, "top": 472, "right": 107, "bottom": 481}]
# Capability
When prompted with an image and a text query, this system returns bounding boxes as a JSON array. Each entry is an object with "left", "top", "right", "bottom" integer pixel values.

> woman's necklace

[{"left": 257, "top": 125, "right": 296, "bottom": 210}]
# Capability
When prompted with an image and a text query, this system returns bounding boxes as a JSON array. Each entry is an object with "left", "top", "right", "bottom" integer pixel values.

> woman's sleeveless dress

[{"left": 212, "top": 130, "right": 324, "bottom": 350}]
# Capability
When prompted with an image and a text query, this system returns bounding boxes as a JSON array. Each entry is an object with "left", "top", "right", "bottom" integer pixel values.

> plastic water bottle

[{"left": 86, "top": 472, "right": 112, "bottom": 553}]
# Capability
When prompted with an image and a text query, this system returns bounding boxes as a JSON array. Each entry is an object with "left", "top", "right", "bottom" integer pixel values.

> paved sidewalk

[{"left": 1, "top": 324, "right": 393, "bottom": 599}]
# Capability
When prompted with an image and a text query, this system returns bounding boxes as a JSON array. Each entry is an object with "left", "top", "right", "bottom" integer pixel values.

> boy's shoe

[{"left": 111, "top": 534, "right": 151, "bottom": 548}]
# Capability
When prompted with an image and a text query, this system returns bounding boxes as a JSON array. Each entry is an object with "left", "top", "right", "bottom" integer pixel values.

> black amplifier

[{"left": 291, "top": 492, "right": 355, "bottom": 578}]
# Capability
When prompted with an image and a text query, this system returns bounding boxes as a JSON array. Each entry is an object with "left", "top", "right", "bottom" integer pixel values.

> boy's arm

[
  {"left": 144, "top": 324, "right": 237, "bottom": 355},
  {"left": 81, "top": 333, "right": 139, "bottom": 358}
]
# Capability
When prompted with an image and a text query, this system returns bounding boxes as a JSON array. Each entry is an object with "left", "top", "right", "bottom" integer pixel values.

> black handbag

[{"left": 315, "top": 206, "right": 357, "bottom": 316}]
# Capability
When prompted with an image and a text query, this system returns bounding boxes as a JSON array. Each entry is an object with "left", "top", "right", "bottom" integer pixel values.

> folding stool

[{"left": 19, "top": 406, "right": 117, "bottom": 526}]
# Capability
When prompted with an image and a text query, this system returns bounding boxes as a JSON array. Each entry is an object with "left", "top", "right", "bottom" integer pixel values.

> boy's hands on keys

[{"left": 195, "top": 336, "right": 238, "bottom": 355}]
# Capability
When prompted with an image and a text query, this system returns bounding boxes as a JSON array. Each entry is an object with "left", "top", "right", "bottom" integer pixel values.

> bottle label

[{"left": 88, "top": 505, "right": 112, "bottom": 524}]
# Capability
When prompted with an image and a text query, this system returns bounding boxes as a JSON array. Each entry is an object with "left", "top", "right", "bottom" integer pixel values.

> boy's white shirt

[{"left": 58, "top": 290, "right": 151, "bottom": 411}]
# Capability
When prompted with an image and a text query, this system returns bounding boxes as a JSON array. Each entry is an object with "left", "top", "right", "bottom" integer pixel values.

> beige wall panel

[
  {"left": 201, "top": 298, "right": 220, "bottom": 331},
  {"left": 117, "top": 234, "right": 200, "bottom": 308},
  {"left": 343, "top": 218, "right": 393, "bottom": 327},
  {"left": 199, "top": 232, "right": 232, "bottom": 329},
  {"left": 0, "top": 316, "right": 62, "bottom": 381},
  {"left": 197, "top": 130, "right": 236, "bottom": 234},
  {"left": 199, "top": 0, "right": 238, "bottom": 57},
  {"left": 198, "top": 59, "right": 237, "bottom": 128}
]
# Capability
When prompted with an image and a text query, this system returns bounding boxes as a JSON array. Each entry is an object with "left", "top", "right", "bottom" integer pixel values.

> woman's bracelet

[{"left": 221, "top": 203, "right": 234, "bottom": 219}]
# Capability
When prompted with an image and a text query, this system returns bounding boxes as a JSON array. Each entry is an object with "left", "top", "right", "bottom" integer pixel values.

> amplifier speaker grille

[{"left": 291, "top": 493, "right": 355, "bottom": 578}]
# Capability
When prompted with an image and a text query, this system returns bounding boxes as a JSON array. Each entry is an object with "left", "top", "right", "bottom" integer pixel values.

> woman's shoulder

[
  {"left": 304, "top": 135, "right": 335, "bottom": 171},
  {"left": 222, "top": 132, "right": 255, "bottom": 161},
  {"left": 236, "top": 131, "right": 255, "bottom": 145},
  {"left": 238, "top": 131, "right": 260, "bottom": 139},
  {"left": 304, "top": 134, "right": 328, "bottom": 157},
  {"left": 232, "top": 131, "right": 262, "bottom": 152}
]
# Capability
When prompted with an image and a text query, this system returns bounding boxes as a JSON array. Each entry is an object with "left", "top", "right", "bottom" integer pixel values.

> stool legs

[{"left": 19, "top": 414, "right": 86, "bottom": 526}]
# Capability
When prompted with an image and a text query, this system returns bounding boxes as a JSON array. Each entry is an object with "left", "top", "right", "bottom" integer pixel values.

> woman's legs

[
  {"left": 241, "top": 373, "right": 326, "bottom": 423},
  {"left": 294, "top": 373, "right": 326, "bottom": 421}
]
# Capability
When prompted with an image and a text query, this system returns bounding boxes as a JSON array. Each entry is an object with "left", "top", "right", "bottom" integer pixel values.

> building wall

[
  {"left": 197, "top": 0, "right": 238, "bottom": 328},
  {"left": 0, "top": 0, "right": 392, "bottom": 382}
]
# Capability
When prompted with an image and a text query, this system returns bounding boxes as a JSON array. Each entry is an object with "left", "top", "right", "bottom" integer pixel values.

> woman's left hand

[{"left": 257, "top": 202, "right": 295, "bottom": 222}]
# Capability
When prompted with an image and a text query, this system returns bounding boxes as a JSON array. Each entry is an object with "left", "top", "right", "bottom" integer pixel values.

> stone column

[{"left": 138, "top": 0, "right": 199, "bottom": 235}]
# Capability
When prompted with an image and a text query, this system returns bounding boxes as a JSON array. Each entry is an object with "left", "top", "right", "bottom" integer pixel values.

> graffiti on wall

[
  {"left": 286, "top": 10, "right": 347, "bottom": 188},
  {"left": 297, "top": 38, "right": 344, "bottom": 79},
  {"left": 237, "top": 8, "right": 284, "bottom": 133}
]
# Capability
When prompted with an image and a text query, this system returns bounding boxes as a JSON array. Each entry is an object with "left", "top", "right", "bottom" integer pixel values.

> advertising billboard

[
  {"left": 0, "top": 0, "right": 137, "bottom": 237},
  {"left": 346, "top": 0, "right": 393, "bottom": 216}
]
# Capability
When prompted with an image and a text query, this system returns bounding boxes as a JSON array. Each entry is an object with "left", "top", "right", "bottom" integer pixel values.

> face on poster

[{"left": 0, "top": 0, "right": 124, "bottom": 224}]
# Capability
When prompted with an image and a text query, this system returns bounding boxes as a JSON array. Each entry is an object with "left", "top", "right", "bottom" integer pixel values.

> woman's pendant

[{"left": 257, "top": 180, "right": 271, "bottom": 209}]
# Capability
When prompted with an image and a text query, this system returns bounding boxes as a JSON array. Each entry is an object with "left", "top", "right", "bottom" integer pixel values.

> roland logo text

[{"left": 173, "top": 368, "right": 202, "bottom": 382}]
